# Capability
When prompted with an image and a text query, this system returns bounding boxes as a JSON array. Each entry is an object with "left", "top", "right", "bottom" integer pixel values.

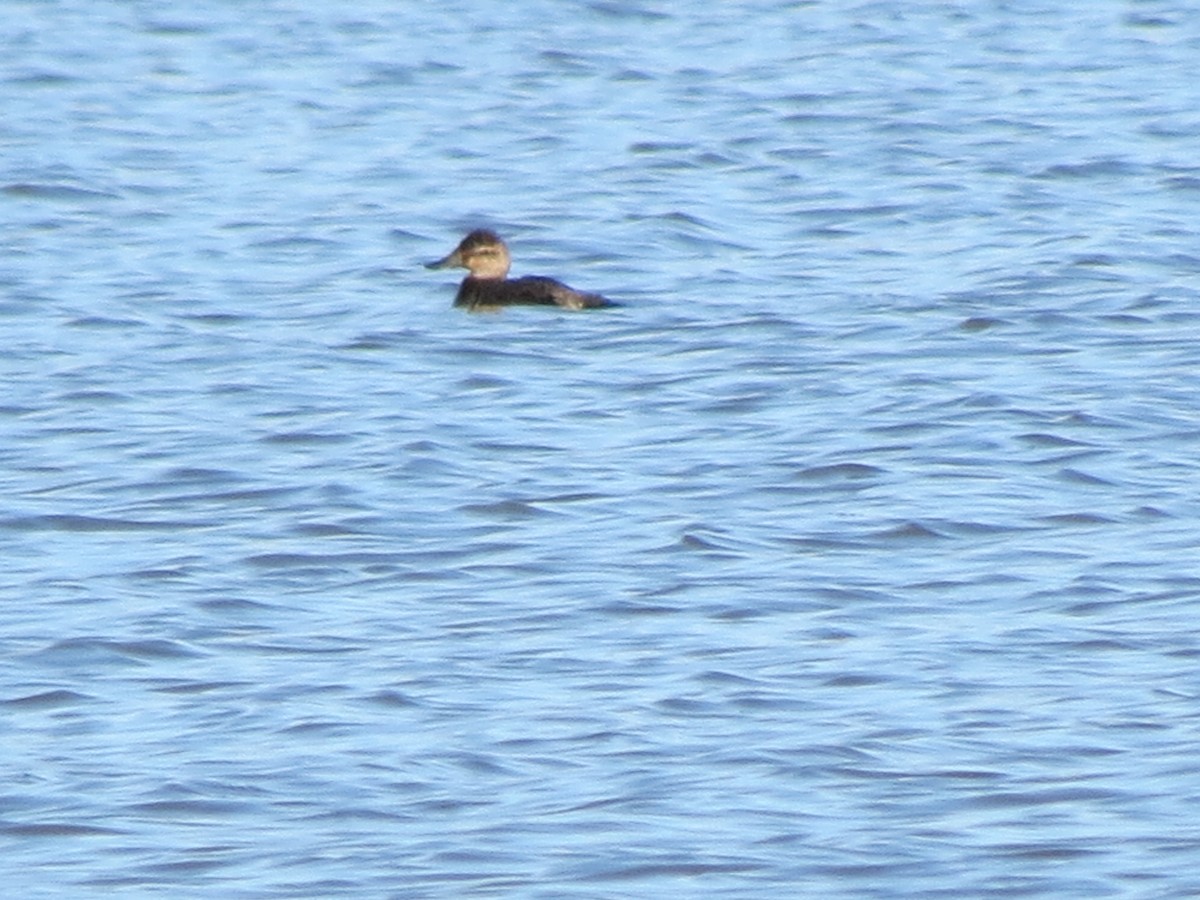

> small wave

[
  {"left": 795, "top": 462, "right": 883, "bottom": 481},
  {"left": 3, "top": 182, "right": 118, "bottom": 201},
  {"left": 3, "top": 689, "right": 92, "bottom": 709},
  {"left": 0, "top": 514, "right": 203, "bottom": 532},
  {"left": 872, "top": 521, "right": 946, "bottom": 540}
]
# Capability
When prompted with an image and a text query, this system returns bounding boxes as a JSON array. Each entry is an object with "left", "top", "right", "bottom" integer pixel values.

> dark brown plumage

[{"left": 425, "top": 229, "right": 617, "bottom": 311}]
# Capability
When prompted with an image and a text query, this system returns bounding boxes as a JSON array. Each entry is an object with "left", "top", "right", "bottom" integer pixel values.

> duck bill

[{"left": 424, "top": 248, "right": 463, "bottom": 270}]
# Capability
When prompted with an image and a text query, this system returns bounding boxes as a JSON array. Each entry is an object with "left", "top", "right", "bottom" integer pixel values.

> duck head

[{"left": 425, "top": 229, "right": 512, "bottom": 280}]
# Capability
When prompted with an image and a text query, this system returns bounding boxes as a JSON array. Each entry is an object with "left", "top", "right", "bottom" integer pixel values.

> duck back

[{"left": 455, "top": 276, "right": 617, "bottom": 311}]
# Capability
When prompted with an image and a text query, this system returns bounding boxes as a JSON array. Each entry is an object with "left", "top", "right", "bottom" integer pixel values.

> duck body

[
  {"left": 453, "top": 274, "right": 612, "bottom": 311},
  {"left": 426, "top": 229, "right": 618, "bottom": 312}
]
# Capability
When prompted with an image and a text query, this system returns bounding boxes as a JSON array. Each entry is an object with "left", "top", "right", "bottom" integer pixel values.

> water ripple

[{"left": 4, "top": 1, "right": 1200, "bottom": 897}]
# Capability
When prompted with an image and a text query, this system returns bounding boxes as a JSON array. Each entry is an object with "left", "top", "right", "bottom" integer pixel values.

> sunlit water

[{"left": 4, "top": 2, "right": 1200, "bottom": 897}]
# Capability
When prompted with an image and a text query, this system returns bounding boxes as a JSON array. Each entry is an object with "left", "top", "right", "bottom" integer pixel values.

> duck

[{"left": 425, "top": 229, "right": 618, "bottom": 311}]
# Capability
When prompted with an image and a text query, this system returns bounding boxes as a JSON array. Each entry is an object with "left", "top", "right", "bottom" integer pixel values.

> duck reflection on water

[{"left": 425, "top": 229, "right": 618, "bottom": 311}]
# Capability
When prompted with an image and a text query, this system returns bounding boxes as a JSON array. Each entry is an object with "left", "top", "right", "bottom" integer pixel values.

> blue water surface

[{"left": 4, "top": 1, "right": 1200, "bottom": 897}]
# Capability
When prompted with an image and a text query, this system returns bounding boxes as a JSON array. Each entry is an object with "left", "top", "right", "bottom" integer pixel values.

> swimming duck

[{"left": 425, "top": 229, "right": 617, "bottom": 311}]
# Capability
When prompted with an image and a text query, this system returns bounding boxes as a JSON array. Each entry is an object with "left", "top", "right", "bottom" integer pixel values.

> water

[{"left": 4, "top": 1, "right": 1200, "bottom": 896}]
